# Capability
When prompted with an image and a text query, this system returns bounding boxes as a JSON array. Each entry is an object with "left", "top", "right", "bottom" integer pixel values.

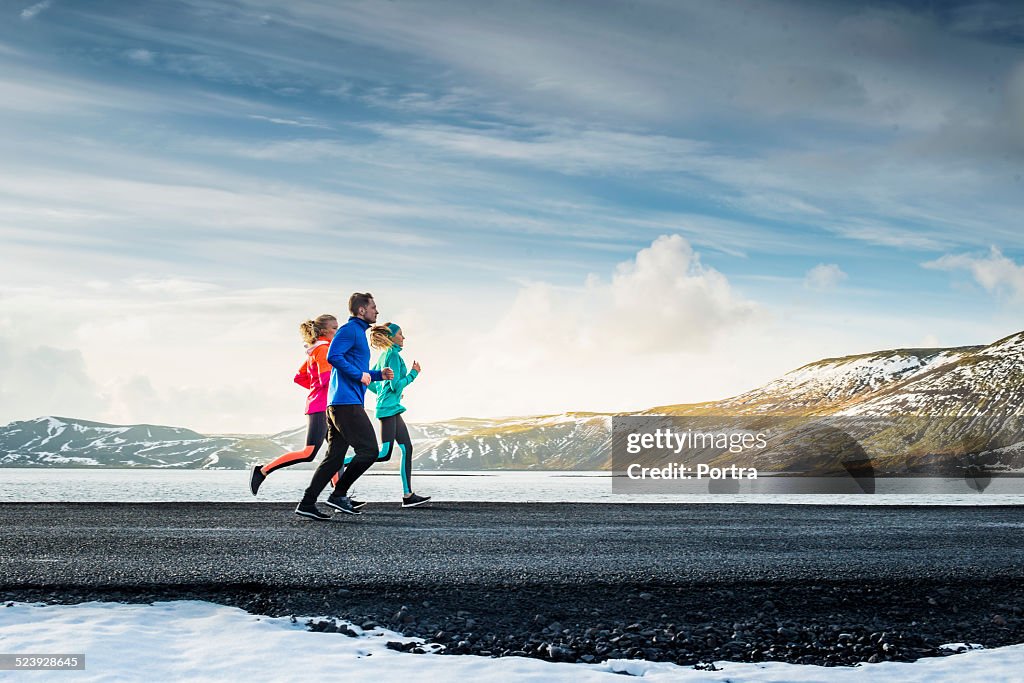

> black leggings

[
  {"left": 379, "top": 414, "right": 414, "bottom": 496},
  {"left": 302, "top": 405, "right": 378, "bottom": 504},
  {"left": 262, "top": 412, "right": 327, "bottom": 476}
]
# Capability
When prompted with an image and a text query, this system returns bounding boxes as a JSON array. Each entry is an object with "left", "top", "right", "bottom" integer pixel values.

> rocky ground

[
  {"left": 3, "top": 502, "right": 1023, "bottom": 667},
  {"left": 5, "top": 580, "right": 1022, "bottom": 668}
]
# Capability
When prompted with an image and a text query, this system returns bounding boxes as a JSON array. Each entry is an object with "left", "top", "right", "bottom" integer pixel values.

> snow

[
  {"left": 727, "top": 348, "right": 976, "bottom": 415},
  {"left": 940, "top": 643, "right": 984, "bottom": 653},
  {"left": 0, "top": 601, "right": 1021, "bottom": 682},
  {"left": 36, "top": 455, "right": 101, "bottom": 466}
]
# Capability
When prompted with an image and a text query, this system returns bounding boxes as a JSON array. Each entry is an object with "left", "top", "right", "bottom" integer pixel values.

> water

[{"left": 1, "top": 469, "right": 1022, "bottom": 504}]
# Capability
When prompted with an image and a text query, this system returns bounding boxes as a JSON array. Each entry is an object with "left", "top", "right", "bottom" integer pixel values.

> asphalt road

[{"left": 2, "top": 502, "right": 1023, "bottom": 588}]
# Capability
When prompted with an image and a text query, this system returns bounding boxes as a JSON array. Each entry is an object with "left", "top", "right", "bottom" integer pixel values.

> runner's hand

[
  {"left": 382, "top": 367, "right": 395, "bottom": 380},
  {"left": 412, "top": 361, "right": 421, "bottom": 373},
  {"left": 361, "top": 372, "right": 371, "bottom": 385}
]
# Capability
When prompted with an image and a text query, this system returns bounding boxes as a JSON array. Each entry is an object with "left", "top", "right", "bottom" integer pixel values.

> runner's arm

[
  {"left": 327, "top": 326, "right": 364, "bottom": 382},
  {"left": 293, "top": 359, "right": 312, "bottom": 389},
  {"left": 384, "top": 353, "right": 418, "bottom": 393}
]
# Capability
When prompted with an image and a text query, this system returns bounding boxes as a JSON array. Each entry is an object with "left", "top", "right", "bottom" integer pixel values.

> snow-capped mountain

[
  {"left": 414, "top": 331, "right": 1024, "bottom": 471},
  {"left": 0, "top": 416, "right": 283, "bottom": 469},
  {"left": 411, "top": 413, "right": 612, "bottom": 470},
  {"left": 3, "top": 331, "right": 1024, "bottom": 471},
  {"left": 706, "top": 346, "right": 980, "bottom": 415}
]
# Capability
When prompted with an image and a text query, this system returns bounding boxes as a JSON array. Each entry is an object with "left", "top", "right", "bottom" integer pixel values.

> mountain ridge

[{"left": 3, "top": 331, "right": 1023, "bottom": 471}]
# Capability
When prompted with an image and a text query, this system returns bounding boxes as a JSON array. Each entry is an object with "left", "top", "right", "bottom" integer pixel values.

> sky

[{"left": 1, "top": 0, "right": 1023, "bottom": 433}]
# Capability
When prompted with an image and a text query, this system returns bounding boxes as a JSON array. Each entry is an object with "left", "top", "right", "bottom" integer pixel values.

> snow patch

[{"left": 0, "top": 601, "right": 1021, "bottom": 681}]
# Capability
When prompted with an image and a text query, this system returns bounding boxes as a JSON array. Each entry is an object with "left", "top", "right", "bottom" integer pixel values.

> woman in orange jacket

[{"left": 249, "top": 314, "right": 338, "bottom": 495}]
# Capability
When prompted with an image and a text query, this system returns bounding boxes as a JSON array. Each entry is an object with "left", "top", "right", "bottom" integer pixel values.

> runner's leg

[
  {"left": 378, "top": 415, "right": 397, "bottom": 462},
  {"left": 330, "top": 441, "right": 357, "bottom": 489},
  {"left": 263, "top": 412, "right": 327, "bottom": 475},
  {"left": 395, "top": 414, "right": 414, "bottom": 496},
  {"left": 330, "top": 405, "right": 379, "bottom": 497},
  {"left": 301, "top": 406, "right": 348, "bottom": 505}
]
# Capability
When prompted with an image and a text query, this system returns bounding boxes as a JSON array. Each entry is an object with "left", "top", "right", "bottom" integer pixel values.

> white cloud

[
  {"left": 247, "top": 114, "right": 332, "bottom": 129},
  {"left": 804, "top": 263, "right": 848, "bottom": 290},
  {"left": 129, "top": 278, "right": 220, "bottom": 295},
  {"left": 20, "top": 1, "right": 51, "bottom": 21},
  {"left": 0, "top": 236, "right": 764, "bottom": 430},
  {"left": 384, "top": 235, "right": 770, "bottom": 419},
  {"left": 826, "top": 222, "right": 950, "bottom": 250},
  {"left": 237, "top": 0, "right": 1007, "bottom": 135},
  {"left": 0, "top": 338, "right": 102, "bottom": 423},
  {"left": 0, "top": 78, "right": 105, "bottom": 113},
  {"left": 124, "top": 48, "right": 155, "bottom": 64},
  {"left": 488, "top": 234, "right": 759, "bottom": 356},
  {"left": 0, "top": 281, "right": 329, "bottom": 433},
  {"left": 924, "top": 246, "right": 1024, "bottom": 302},
  {"left": 363, "top": 122, "right": 708, "bottom": 176}
]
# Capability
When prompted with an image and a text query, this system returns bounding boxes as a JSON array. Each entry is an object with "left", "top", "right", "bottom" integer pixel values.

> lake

[{"left": 1, "top": 468, "right": 1023, "bottom": 504}]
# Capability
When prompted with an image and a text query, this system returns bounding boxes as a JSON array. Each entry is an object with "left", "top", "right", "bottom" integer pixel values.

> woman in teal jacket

[{"left": 368, "top": 322, "right": 430, "bottom": 507}]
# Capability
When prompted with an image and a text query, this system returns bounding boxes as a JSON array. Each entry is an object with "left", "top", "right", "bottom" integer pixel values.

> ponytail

[
  {"left": 369, "top": 323, "right": 395, "bottom": 350},
  {"left": 300, "top": 314, "right": 338, "bottom": 345}
]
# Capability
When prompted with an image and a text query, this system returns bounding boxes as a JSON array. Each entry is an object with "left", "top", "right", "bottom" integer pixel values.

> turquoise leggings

[{"left": 344, "top": 413, "right": 414, "bottom": 495}]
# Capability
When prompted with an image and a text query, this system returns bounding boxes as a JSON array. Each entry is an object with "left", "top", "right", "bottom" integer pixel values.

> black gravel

[{"left": 2, "top": 502, "right": 1023, "bottom": 668}]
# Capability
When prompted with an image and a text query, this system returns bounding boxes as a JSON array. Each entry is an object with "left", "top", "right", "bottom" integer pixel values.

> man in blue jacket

[{"left": 296, "top": 292, "right": 395, "bottom": 520}]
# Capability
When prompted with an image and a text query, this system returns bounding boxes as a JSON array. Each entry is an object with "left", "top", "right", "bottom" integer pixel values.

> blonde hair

[
  {"left": 369, "top": 322, "right": 396, "bottom": 350},
  {"left": 300, "top": 314, "right": 337, "bottom": 345}
]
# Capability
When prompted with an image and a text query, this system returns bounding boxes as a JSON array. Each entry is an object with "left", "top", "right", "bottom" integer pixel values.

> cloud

[
  {"left": 364, "top": 122, "right": 708, "bottom": 176},
  {"left": 4, "top": 0, "right": 1022, "bottom": 269},
  {"left": 825, "top": 221, "right": 951, "bottom": 250},
  {"left": 804, "top": 263, "right": 848, "bottom": 290},
  {"left": 237, "top": 1, "right": 1010, "bottom": 135},
  {"left": 924, "top": 246, "right": 1024, "bottom": 302},
  {"left": 247, "top": 114, "right": 332, "bottom": 129},
  {"left": 20, "top": 1, "right": 51, "bottom": 21},
  {"left": 124, "top": 48, "right": 155, "bottom": 64},
  {"left": 0, "top": 281, "right": 332, "bottom": 433},
  {"left": 948, "top": 3, "right": 1024, "bottom": 42},
  {"left": 487, "top": 234, "right": 759, "bottom": 356},
  {"left": 354, "top": 234, "right": 771, "bottom": 420},
  {"left": 1007, "top": 61, "right": 1024, "bottom": 149},
  {"left": 0, "top": 338, "right": 104, "bottom": 423},
  {"left": 422, "top": 234, "right": 765, "bottom": 416},
  {"left": 129, "top": 278, "right": 221, "bottom": 295}
]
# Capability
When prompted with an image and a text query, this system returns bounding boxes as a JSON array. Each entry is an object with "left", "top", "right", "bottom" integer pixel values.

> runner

[
  {"left": 367, "top": 322, "right": 430, "bottom": 507},
  {"left": 295, "top": 292, "right": 394, "bottom": 520},
  {"left": 249, "top": 314, "right": 337, "bottom": 496}
]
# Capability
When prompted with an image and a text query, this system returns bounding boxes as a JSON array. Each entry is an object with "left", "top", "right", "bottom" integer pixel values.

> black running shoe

[
  {"left": 249, "top": 466, "right": 266, "bottom": 496},
  {"left": 325, "top": 494, "right": 362, "bottom": 515},
  {"left": 401, "top": 493, "right": 431, "bottom": 508},
  {"left": 349, "top": 498, "right": 368, "bottom": 511},
  {"left": 294, "top": 503, "right": 331, "bottom": 521}
]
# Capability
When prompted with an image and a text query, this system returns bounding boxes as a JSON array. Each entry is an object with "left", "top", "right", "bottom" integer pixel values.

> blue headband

[{"left": 387, "top": 323, "right": 401, "bottom": 337}]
